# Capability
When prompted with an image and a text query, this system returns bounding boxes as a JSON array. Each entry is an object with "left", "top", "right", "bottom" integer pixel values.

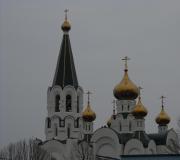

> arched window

[
  {"left": 77, "top": 96, "right": 80, "bottom": 113},
  {"left": 75, "top": 118, "right": 79, "bottom": 128},
  {"left": 127, "top": 105, "right": 130, "bottom": 111},
  {"left": 47, "top": 118, "right": 51, "bottom": 128},
  {"left": 66, "top": 95, "right": 72, "bottom": 112},
  {"left": 55, "top": 95, "right": 60, "bottom": 112}
]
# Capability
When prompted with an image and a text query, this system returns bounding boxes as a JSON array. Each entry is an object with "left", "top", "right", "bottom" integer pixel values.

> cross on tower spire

[
  {"left": 86, "top": 91, "right": 92, "bottom": 105},
  {"left": 122, "top": 56, "right": 130, "bottom": 71},
  {"left": 138, "top": 86, "right": 143, "bottom": 98},
  {"left": 64, "top": 9, "right": 68, "bottom": 20},
  {"left": 160, "top": 95, "right": 166, "bottom": 109}
]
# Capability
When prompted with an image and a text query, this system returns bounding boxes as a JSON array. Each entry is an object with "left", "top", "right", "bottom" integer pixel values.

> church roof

[
  {"left": 148, "top": 132, "right": 167, "bottom": 145},
  {"left": 52, "top": 19, "right": 78, "bottom": 89}
]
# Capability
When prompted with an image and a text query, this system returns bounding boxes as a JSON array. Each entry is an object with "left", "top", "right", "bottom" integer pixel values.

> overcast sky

[{"left": 0, "top": 0, "right": 180, "bottom": 148}]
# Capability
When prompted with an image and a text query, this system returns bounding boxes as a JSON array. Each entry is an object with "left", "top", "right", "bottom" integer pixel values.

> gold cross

[
  {"left": 86, "top": 91, "right": 92, "bottom": 105},
  {"left": 138, "top": 86, "right": 143, "bottom": 97},
  {"left": 160, "top": 95, "right": 166, "bottom": 108},
  {"left": 122, "top": 56, "right": 130, "bottom": 70},
  {"left": 64, "top": 9, "right": 69, "bottom": 20}
]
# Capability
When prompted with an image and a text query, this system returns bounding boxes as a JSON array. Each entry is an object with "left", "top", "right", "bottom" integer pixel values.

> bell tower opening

[
  {"left": 66, "top": 95, "right": 72, "bottom": 112},
  {"left": 55, "top": 95, "right": 60, "bottom": 112}
]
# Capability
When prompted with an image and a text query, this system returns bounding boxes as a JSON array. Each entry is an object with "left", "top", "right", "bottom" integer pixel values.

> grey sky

[{"left": 0, "top": 0, "right": 180, "bottom": 147}]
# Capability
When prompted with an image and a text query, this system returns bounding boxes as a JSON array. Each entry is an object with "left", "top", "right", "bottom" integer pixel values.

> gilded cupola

[
  {"left": 132, "top": 87, "right": 148, "bottom": 118},
  {"left": 155, "top": 96, "right": 170, "bottom": 126},
  {"left": 61, "top": 9, "right": 71, "bottom": 32},
  {"left": 113, "top": 56, "right": 139, "bottom": 100},
  {"left": 82, "top": 91, "right": 96, "bottom": 122}
]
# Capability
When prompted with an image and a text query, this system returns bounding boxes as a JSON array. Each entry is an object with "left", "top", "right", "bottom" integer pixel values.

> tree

[
  {"left": 71, "top": 140, "right": 93, "bottom": 160},
  {"left": 0, "top": 138, "right": 54, "bottom": 160}
]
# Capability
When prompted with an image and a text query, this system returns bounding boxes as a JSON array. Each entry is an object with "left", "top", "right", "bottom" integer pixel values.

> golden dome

[
  {"left": 82, "top": 104, "right": 96, "bottom": 122},
  {"left": 61, "top": 9, "right": 71, "bottom": 32},
  {"left": 156, "top": 107, "right": 170, "bottom": 125},
  {"left": 61, "top": 20, "right": 71, "bottom": 32},
  {"left": 113, "top": 57, "right": 138, "bottom": 100},
  {"left": 113, "top": 69, "right": 138, "bottom": 100},
  {"left": 132, "top": 96, "right": 148, "bottom": 118}
]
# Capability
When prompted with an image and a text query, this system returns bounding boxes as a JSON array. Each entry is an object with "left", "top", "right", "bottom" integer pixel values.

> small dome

[
  {"left": 82, "top": 104, "right": 96, "bottom": 122},
  {"left": 156, "top": 107, "right": 170, "bottom": 125},
  {"left": 132, "top": 96, "right": 148, "bottom": 118},
  {"left": 113, "top": 69, "right": 138, "bottom": 100},
  {"left": 61, "top": 20, "right": 71, "bottom": 32}
]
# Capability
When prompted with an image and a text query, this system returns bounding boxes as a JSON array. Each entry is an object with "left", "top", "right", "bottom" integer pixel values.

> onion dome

[
  {"left": 61, "top": 9, "right": 71, "bottom": 32},
  {"left": 82, "top": 91, "right": 96, "bottom": 122},
  {"left": 113, "top": 57, "right": 138, "bottom": 100},
  {"left": 132, "top": 87, "right": 148, "bottom": 118},
  {"left": 156, "top": 96, "right": 170, "bottom": 125}
]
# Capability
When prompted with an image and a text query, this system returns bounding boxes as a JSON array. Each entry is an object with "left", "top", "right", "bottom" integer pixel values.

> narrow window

[
  {"left": 122, "top": 105, "right": 124, "bottom": 111},
  {"left": 129, "top": 121, "right": 132, "bottom": 131},
  {"left": 120, "top": 122, "right": 122, "bottom": 131},
  {"left": 66, "top": 95, "right": 72, "bottom": 112},
  {"left": 77, "top": 96, "right": 80, "bottom": 113},
  {"left": 59, "top": 118, "right": 61, "bottom": 127},
  {"left": 75, "top": 118, "right": 79, "bottom": 128},
  {"left": 47, "top": 118, "right": 51, "bottom": 128},
  {"left": 67, "top": 124, "right": 71, "bottom": 138},
  {"left": 54, "top": 124, "right": 58, "bottom": 137},
  {"left": 55, "top": 95, "right": 60, "bottom": 112},
  {"left": 128, "top": 105, "right": 130, "bottom": 111}
]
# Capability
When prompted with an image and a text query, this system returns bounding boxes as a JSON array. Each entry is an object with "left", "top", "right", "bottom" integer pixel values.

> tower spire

[{"left": 53, "top": 11, "right": 78, "bottom": 88}]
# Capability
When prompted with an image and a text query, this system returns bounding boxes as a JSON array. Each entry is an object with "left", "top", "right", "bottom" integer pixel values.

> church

[{"left": 37, "top": 12, "right": 180, "bottom": 160}]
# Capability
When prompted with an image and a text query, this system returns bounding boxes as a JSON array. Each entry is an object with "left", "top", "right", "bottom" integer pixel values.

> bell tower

[{"left": 45, "top": 10, "right": 84, "bottom": 141}]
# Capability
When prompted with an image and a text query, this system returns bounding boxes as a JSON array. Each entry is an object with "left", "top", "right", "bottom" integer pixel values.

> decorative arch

[
  {"left": 124, "top": 139, "right": 144, "bottom": 155},
  {"left": 91, "top": 128, "right": 119, "bottom": 157}
]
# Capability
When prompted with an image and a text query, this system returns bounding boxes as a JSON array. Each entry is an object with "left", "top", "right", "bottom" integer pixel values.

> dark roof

[
  {"left": 52, "top": 32, "right": 78, "bottom": 88},
  {"left": 118, "top": 133, "right": 133, "bottom": 145},
  {"left": 148, "top": 132, "right": 167, "bottom": 145}
]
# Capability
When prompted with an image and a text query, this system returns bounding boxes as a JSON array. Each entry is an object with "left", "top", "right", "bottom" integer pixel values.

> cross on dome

[
  {"left": 160, "top": 95, "right": 166, "bottom": 109},
  {"left": 138, "top": 86, "right": 143, "bottom": 97},
  {"left": 64, "top": 9, "right": 69, "bottom": 20},
  {"left": 122, "top": 56, "right": 130, "bottom": 70},
  {"left": 86, "top": 91, "right": 92, "bottom": 105}
]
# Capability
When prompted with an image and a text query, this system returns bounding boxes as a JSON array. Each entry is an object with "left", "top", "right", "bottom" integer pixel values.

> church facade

[{"left": 38, "top": 13, "right": 180, "bottom": 160}]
